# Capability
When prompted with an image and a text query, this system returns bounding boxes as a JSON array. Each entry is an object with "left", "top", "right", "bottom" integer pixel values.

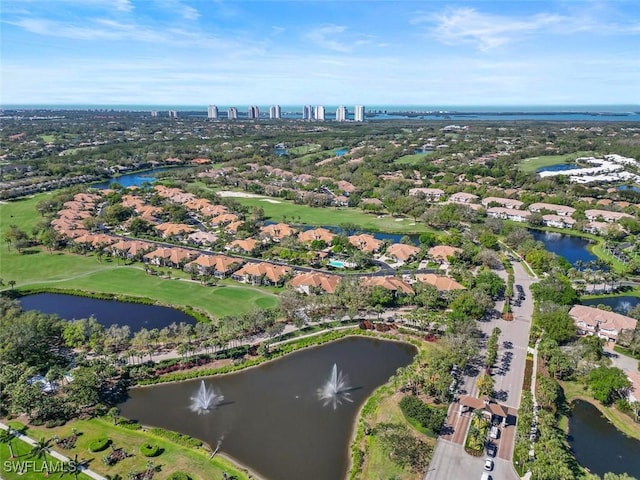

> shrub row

[
  {"left": 399, "top": 395, "right": 446, "bottom": 437},
  {"left": 148, "top": 428, "right": 202, "bottom": 448},
  {"left": 88, "top": 437, "right": 110, "bottom": 452}
]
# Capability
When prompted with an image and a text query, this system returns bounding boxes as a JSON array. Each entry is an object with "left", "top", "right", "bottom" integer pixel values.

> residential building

[
  {"left": 415, "top": 273, "right": 465, "bottom": 293},
  {"left": 227, "top": 107, "right": 238, "bottom": 120},
  {"left": 542, "top": 214, "right": 576, "bottom": 229},
  {"left": 361, "top": 276, "right": 414, "bottom": 295},
  {"left": 207, "top": 105, "right": 218, "bottom": 119},
  {"left": 354, "top": 105, "right": 365, "bottom": 122},
  {"left": 428, "top": 245, "right": 463, "bottom": 263},
  {"left": 584, "top": 209, "right": 634, "bottom": 223},
  {"left": 315, "top": 105, "right": 325, "bottom": 121},
  {"left": 335, "top": 105, "right": 348, "bottom": 122},
  {"left": 303, "top": 105, "right": 314, "bottom": 120},
  {"left": 348, "top": 234, "right": 383, "bottom": 253},
  {"left": 260, "top": 222, "right": 297, "bottom": 242},
  {"left": 570, "top": 305, "right": 637, "bottom": 342},
  {"left": 168, "top": 110, "right": 178, "bottom": 118},
  {"left": 409, "top": 188, "right": 445, "bottom": 200},
  {"left": 528, "top": 202, "right": 576, "bottom": 217},
  {"left": 298, "top": 227, "right": 336, "bottom": 244},
  {"left": 386, "top": 243, "right": 421, "bottom": 262},
  {"left": 481, "top": 197, "right": 524, "bottom": 209},
  {"left": 150, "top": 110, "right": 158, "bottom": 117},
  {"left": 232, "top": 262, "right": 291, "bottom": 286},
  {"left": 448, "top": 192, "right": 480, "bottom": 204},
  {"left": 486, "top": 207, "right": 531, "bottom": 222},
  {"left": 289, "top": 272, "right": 341, "bottom": 294},
  {"left": 269, "top": 105, "right": 281, "bottom": 119},
  {"left": 248, "top": 105, "right": 260, "bottom": 120}
]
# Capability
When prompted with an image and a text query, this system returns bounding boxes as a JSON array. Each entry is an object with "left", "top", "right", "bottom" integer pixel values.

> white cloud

[
  {"left": 305, "top": 25, "right": 352, "bottom": 53},
  {"left": 424, "top": 8, "right": 562, "bottom": 51}
]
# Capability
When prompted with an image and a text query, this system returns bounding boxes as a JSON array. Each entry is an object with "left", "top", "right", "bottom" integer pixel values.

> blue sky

[{"left": 2, "top": 0, "right": 639, "bottom": 105}]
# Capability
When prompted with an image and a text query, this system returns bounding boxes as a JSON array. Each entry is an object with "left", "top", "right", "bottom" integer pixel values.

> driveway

[{"left": 425, "top": 261, "right": 536, "bottom": 480}]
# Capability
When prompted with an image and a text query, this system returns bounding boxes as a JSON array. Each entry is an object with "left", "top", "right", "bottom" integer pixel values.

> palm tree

[
  {"left": 108, "top": 406, "right": 120, "bottom": 426},
  {"left": 30, "top": 437, "right": 52, "bottom": 476},
  {"left": 0, "top": 428, "right": 17, "bottom": 459},
  {"left": 64, "top": 453, "right": 82, "bottom": 480}
]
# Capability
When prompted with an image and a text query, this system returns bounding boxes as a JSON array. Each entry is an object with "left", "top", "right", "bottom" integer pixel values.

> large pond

[
  {"left": 119, "top": 337, "right": 416, "bottom": 480},
  {"left": 19, "top": 293, "right": 196, "bottom": 330},
  {"left": 581, "top": 295, "right": 640, "bottom": 315},
  {"left": 568, "top": 400, "right": 640, "bottom": 477},
  {"left": 530, "top": 230, "right": 597, "bottom": 266},
  {"left": 265, "top": 221, "right": 420, "bottom": 245},
  {"left": 92, "top": 166, "right": 187, "bottom": 189}
]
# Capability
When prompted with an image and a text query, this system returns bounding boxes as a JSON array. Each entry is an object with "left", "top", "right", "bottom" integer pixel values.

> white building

[
  {"left": 303, "top": 105, "right": 314, "bottom": 120},
  {"left": 248, "top": 105, "right": 260, "bottom": 120},
  {"left": 207, "top": 105, "right": 218, "bottom": 119},
  {"left": 336, "top": 105, "right": 348, "bottom": 122},
  {"left": 315, "top": 105, "right": 325, "bottom": 121},
  {"left": 269, "top": 105, "right": 281, "bottom": 119},
  {"left": 227, "top": 107, "right": 238, "bottom": 120},
  {"left": 354, "top": 105, "right": 365, "bottom": 122}
]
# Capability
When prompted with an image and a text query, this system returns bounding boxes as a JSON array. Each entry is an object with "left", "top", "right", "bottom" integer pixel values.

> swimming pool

[{"left": 328, "top": 260, "right": 345, "bottom": 268}]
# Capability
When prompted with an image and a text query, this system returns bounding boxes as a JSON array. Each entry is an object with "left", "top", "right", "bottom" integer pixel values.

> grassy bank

[{"left": 11, "top": 418, "right": 249, "bottom": 480}]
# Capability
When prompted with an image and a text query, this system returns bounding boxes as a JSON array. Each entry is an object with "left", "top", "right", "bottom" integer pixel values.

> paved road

[
  {"left": 425, "top": 440, "right": 516, "bottom": 480},
  {"left": 425, "top": 261, "right": 536, "bottom": 480}
]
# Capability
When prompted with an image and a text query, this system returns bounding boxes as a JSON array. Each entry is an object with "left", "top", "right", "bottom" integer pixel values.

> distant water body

[{"left": 3, "top": 104, "right": 640, "bottom": 122}]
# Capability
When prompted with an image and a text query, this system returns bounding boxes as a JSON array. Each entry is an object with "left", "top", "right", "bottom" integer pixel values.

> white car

[
  {"left": 489, "top": 425, "right": 500, "bottom": 439},
  {"left": 484, "top": 458, "right": 494, "bottom": 471},
  {"left": 481, "top": 473, "right": 492, "bottom": 480}
]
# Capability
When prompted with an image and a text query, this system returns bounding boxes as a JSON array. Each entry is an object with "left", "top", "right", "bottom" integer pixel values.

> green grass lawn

[
  {"left": 0, "top": 434, "right": 93, "bottom": 480},
  {"left": 232, "top": 196, "right": 423, "bottom": 233},
  {"left": 18, "top": 418, "right": 249, "bottom": 480},
  {"left": 395, "top": 153, "right": 431, "bottom": 166},
  {"left": 518, "top": 151, "right": 596, "bottom": 173},
  {"left": 288, "top": 144, "right": 321, "bottom": 155},
  {"left": 39, "top": 134, "right": 58, "bottom": 143}
]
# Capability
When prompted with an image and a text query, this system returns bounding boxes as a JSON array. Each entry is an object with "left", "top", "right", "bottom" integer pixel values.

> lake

[
  {"left": 264, "top": 221, "right": 420, "bottom": 245},
  {"left": 530, "top": 230, "right": 597, "bottom": 266},
  {"left": 92, "top": 167, "right": 176, "bottom": 189},
  {"left": 568, "top": 400, "right": 640, "bottom": 477},
  {"left": 119, "top": 336, "right": 416, "bottom": 480},
  {"left": 581, "top": 296, "right": 640, "bottom": 315},
  {"left": 19, "top": 293, "right": 196, "bottom": 330}
]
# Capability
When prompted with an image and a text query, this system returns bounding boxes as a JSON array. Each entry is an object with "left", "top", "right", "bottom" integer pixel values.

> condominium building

[
  {"left": 248, "top": 105, "right": 260, "bottom": 120},
  {"left": 207, "top": 105, "right": 219, "bottom": 119},
  {"left": 303, "top": 105, "right": 314, "bottom": 120},
  {"left": 150, "top": 110, "right": 158, "bottom": 117},
  {"left": 269, "top": 105, "right": 281, "bottom": 119},
  {"left": 354, "top": 105, "right": 365, "bottom": 122},
  {"left": 335, "top": 105, "right": 348, "bottom": 122},
  {"left": 227, "top": 107, "right": 238, "bottom": 120},
  {"left": 168, "top": 110, "right": 178, "bottom": 118},
  {"left": 315, "top": 105, "right": 325, "bottom": 121}
]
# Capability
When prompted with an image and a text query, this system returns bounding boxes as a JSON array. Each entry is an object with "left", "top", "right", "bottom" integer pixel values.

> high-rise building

[
  {"left": 168, "top": 110, "right": 178, "bottom": 118},
  {"left": 228, "top": 107, "right": 238, "bottom": 120},
  {"left": 303, "top": 105, "right": 314, "bottom": 120},
  {"left": 269, "top": 105, "right": 281, "bottom": 119},
  {"left": 207, "top": 105, "right": 219, "bottom": 119},
  {"left": 354, "top": 105, "right": 365, "bottom": 122},
  {"left": 248, "top": 105, "right": 260, "bottom": 120},
  {"left": 335, "top": 106, "right": 347, "bottom": 122},
  {"left": 315, "top": 105, "right": 325, "bottom": 121},
  {"left": 150, "top": 110, "right": 158, "bottom": 117}
]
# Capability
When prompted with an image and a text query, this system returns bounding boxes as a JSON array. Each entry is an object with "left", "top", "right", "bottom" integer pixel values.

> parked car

[
  {"left": 489, "top": 426, "right": 500, "bottom": 439},
  {"left": 486, "top": 443, "right": 497, "bottom": 457},
  {"left": 484, "top": 458, "right": 494, "bottom": 471},
  {"left": 481, "top": 473, "right": 492, "bottom": 480}
]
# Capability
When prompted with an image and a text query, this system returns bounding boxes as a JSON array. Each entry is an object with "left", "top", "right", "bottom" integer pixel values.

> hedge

[
  {"left": 148, "top": 428, "right": 202, "bottom": 448},
  {"left": 88, "top": 437, "right": 110, "bottom": 452},
  {"left": 139, "top": 443, "right": 161, "bottom": 457}
]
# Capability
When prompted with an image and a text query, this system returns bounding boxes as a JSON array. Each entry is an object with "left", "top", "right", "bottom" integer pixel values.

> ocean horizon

[{"left": 2, "top": 103, "right": 639, "bottom": 113}]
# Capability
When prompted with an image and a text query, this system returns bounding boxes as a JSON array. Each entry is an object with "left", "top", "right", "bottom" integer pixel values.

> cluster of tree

[
  {"left": 486, "top": 327, "right": 502, "bottom": 367},
  {"left": 398, "top": 395, "right": 447, "bottom": 436},
  {"left": 373, "top": 422, "right": 433, "bottom": 472}
]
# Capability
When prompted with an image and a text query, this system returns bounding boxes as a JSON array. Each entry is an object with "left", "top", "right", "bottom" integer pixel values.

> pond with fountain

[{"left": 119, "top": 336, "right": 416, "bottom": 480}]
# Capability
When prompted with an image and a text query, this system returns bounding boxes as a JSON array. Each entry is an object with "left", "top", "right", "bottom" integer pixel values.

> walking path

[{"left": 0, "top": 422, "right": 107, "bottom": 480}]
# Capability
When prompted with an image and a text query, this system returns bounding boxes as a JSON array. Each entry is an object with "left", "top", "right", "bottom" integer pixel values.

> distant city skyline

[{"left": 2, "top": 1, "right": 639, "bottom": 105}]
